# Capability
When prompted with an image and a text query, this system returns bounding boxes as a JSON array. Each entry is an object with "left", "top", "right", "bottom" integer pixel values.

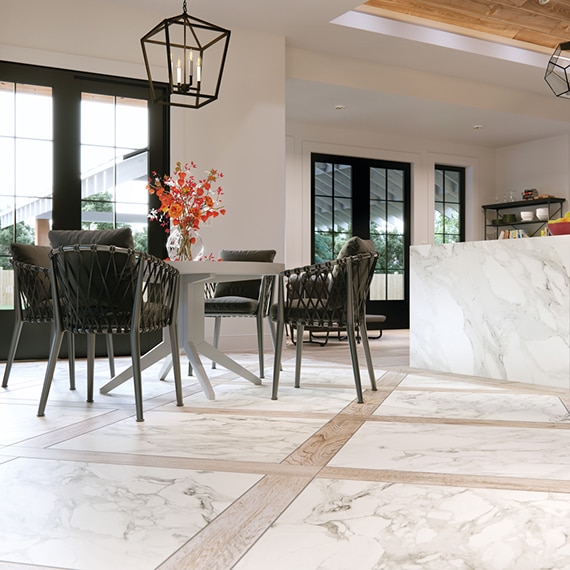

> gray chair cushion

[
  {"left": 48, "top": 227, "right": 134, "bottom": 249},
  {"left": 337, "top": 236, "right": 375, "bottom": 258},
  {"left": 10, "top": 243, "right": 51, "bottom": 268},
  {"left": 213, "top": 249, "right": 276, "bottom": 300}
]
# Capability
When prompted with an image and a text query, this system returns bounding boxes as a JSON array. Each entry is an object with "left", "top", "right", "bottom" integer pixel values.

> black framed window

[
  {"left": 0, "top": 61, "right": 169, "bottom": 358},
  {"left": 0, "top": 61, "right": 169, "bottom": 269},
  {"left": 434, "top": 164, "right": 465, "bottom": 243}
]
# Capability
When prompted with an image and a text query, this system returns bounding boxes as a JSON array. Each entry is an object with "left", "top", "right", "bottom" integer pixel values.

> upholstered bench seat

[
  {"left": 205, "top": 296, "right": 259, "bottom": 315},
  {"left": 363, "top": 314, "right": 386, "bottom": 339}
]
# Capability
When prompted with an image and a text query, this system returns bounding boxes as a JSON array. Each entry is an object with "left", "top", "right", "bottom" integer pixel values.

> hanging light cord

[{"left": 183, "top": 0, "right": 188, "bottom": 14}]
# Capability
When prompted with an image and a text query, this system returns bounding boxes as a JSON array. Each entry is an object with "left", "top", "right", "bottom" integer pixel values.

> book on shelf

[{"left": 498, "top": 229, "right": 528, "bottom": 239}]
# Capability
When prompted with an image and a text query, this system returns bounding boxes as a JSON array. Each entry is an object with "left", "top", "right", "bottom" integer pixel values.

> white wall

[
  {"left": 1, "top": 0, "right": 286, "bottom": 350},
  {"left": 285, "top": 121, "right": 496, "bottom": 268},
  {"left": 172, "top": 32, "right": 286, "bottom": 259},
  {"left": 496, "top": 134, "right": 570, "bottom": 206}
]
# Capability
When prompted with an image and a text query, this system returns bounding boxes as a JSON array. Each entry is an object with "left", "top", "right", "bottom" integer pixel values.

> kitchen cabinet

[{"left": 482, "top": 197, "right": 565, "bottom": 239}]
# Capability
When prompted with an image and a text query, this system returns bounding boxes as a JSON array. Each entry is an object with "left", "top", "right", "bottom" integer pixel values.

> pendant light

[{"left": 141, "top": 1, "right": 231, "bottom": 109}]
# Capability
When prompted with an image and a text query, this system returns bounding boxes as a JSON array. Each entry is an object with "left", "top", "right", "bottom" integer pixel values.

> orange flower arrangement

[{"left": 147, "top": 161, "right": 226, "bottom": 260}]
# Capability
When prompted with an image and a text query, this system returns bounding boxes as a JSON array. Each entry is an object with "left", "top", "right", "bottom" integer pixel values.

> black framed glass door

[{"left": 312, "top": 153, "right": 411, "bottom": 329}]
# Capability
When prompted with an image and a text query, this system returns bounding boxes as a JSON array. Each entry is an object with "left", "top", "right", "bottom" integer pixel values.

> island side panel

[{"left": 410, "top": 236, "right": 570, "bottom": 389}]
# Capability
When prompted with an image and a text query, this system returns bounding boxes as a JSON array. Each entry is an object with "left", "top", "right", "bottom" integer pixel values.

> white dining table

[{"left": 99, "top": 260, "right": 284, "bottom": 400}]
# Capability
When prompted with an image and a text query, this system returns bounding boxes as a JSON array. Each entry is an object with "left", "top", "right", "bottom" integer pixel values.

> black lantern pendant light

[
  {"left": 545, "top": 41, "right": 570, "bottom": 98},
  {"left": 141, "top": 0, "right": 231, "bottom": 109}
]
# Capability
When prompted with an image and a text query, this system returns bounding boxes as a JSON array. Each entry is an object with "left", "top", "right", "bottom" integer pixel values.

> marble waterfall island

[{"left": 410, "top": 236, "right": 570, "bottom": 389}]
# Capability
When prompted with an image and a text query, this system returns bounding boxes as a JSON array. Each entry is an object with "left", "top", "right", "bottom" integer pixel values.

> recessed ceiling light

[
  {"left": 335, "top": 105, "right": 347, "bottom": 111},
  {"left": 473, "top": 124, "right": 483, "bottom": 130}
]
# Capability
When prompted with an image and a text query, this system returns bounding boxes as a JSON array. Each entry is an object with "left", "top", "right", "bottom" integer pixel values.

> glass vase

[{"left": 166, "top": 226, "right": 204, "bottom": 261}]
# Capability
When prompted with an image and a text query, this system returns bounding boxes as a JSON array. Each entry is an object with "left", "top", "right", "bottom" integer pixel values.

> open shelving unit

[{"left": 482, "top": 197, "right": 566, "bottom": 240}]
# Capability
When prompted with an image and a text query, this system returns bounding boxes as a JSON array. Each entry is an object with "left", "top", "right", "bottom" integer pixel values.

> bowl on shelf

[
  {"left": 536, "top": 208, "right": 549, "bottom": 221},
  {"left": 502, "top": 213, "right": 517, "bottom": 223},
  {"left": 547, "top": 221, "right": 570, "bottom": 235},
  {"left": 520, "top": 211, "right": 534, "bottom": 221}
]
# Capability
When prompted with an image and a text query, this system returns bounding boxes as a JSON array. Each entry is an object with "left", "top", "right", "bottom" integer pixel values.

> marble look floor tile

[
  {"left": 329, "top": 421, "right": 570, "bottom": 480},
  {"left": 53, "top": 410, "right": 327, "bottom": 463},
  {"left": 398, "top": 373, "right": 503, "bottom": 390},
  {"left": 374, "top": 391, "right": 570, "bottom": 422},
  {"left": 0, "top": 457, "right": 261, "bottom": 570},
  {"left": 0, "top": 402, "right": 111, "bottom": 446},
  {"left": 235, "top": 478, "right": 570, "bottom": 570},
  {"left": 185, "top": 381, "right": 357, "bottom": 413},
  {"left": 277, "top": 357, "right": 383, "bottom": 387},
  {"left": 1, "top": 370, "right": 186, "bottom": 406}
]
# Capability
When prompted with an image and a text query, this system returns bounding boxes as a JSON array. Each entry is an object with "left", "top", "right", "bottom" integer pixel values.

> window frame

[
  {"left": 434, "top": 164, "right": 466, "bottom": 243},
  {"left": 0, "top": 60, "right": 169, "bottom": 259},
  {"left": 311, "top": 152, "right": 411, "bottom": 329},
  {"left": 0, "top": 60, "right": 169, "bottom": 359}
]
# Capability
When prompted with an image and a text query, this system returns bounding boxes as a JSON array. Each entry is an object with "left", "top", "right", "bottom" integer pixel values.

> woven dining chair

[
  {"left": 37, "top": 245, "right": 183, "bottom": 422},
  {"left": 2, "top": 243, "right": 114, "bottom": 389},
  {"left": 271, "top": 245, "right": 379, "bottom": 403},
  {"left": 204, "top": 249, "right": 277, "bottom": 378}
]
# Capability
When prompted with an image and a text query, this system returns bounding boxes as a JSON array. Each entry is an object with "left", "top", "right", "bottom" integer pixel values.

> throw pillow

[
  {"left": 214, "top": 249, "right": 276, "bottom": 300},
  {"left": 48, "top": 227, "right": 134, "bottom": 249}
]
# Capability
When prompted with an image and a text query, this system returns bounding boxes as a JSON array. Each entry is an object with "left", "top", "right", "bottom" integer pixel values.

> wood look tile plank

[
  {"left": 283, "top": 416, "right": 365, "bottom": 467},
  {"left": 320, "top": 466, "right": 570, "bottom": 494},
  {"left": 157, "top": 474, "right": 313, "bottom": 570}
]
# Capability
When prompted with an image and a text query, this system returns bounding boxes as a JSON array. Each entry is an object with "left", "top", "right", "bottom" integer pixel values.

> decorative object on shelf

[
  {"left": 520, "top": 211, "right": 534, "bottom": 221},
  {"left": 536, "top": 208, "right": 549, "bottom": 221},
  {"left": 148, "top": 161, "right": 226, "bottom": 260},
  {"left": 522, "top": 188, "right": 538, "bottom": 200},
  {"left": 141, "top": 0, "right": 231, "bottom": 109},
  {"left": 502, "top": 214, "right": 517, "bottom": 223},
  {"left": 547, "top": 212, "right": 570, "bottom": 235},
  {"left": 545, "top": 42, "right": 570, "bottom": 98}
]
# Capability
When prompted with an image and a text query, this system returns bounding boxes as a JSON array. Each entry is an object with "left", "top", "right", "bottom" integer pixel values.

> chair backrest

[
  {"left": 49, "top": 245, "right": 179, "bottom": 335},
  {"left": 282, "top": 251, "right": 378, "bottom": 328},
  {"left": 213, "top": 249, "right": 277, "bottom": 300},
  {"left": 10, "top": 243, "right": 53, "bottom": 323}
]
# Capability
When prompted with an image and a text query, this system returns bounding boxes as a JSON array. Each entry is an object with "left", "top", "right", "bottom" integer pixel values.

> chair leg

[
  {"left": 271, "top": 320, "right": 285, "bottom": 400},
  {"left": 2, "top": 320, "right": 23, "bottom": 388},
  {"left": 360, "top": 324, "right": 377, "bottom": 391},
  {"left": 168, "top": 325, "right": 184, "bottom": 407},
  {"left": 294, "top": 324, "right": 304, "bottom": 389},
  {"left": 256, "top": 313, "right": 265, "bottom": 379},
  {"left": 211, "top": 317, "right": 221, "bottom": 370},
  {"left": 67, "top": 333, "right": 76, "bottom": 391},
  {"left": 37, "top": 330, "right": 65, "bottom": 417},
  {"left": 105, "top": 334, "right": 115, "bottom": 378},
  {"left": 130, "top": 332, "right": 144, "bottom": 422},
  {"left": 267, "top": 317, "right": 282, "bottom": 371},
  {"left": 86, "top": 333, "right": 96, "bottom": 403},
  {"left": 346, "top": 325, "right": 364, "bottom": 403}
]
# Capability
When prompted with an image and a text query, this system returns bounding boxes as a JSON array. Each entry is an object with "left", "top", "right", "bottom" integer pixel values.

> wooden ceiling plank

[
  {"left": 366, "top": 0, "right": 564, "bottom": 30},
  {"left": 514, "top": 28, "right": 568, "bottom": 49},
  {"left": 550, "top": 21, "right": 570, "bottom": 37},
  {"left": 362, "top": 0, "right": 570, "bottom": 50}
]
